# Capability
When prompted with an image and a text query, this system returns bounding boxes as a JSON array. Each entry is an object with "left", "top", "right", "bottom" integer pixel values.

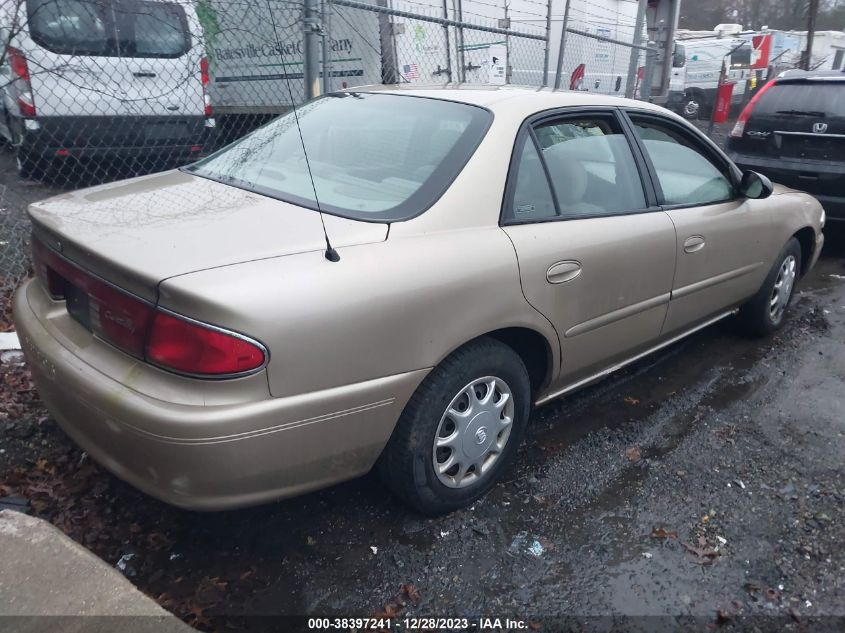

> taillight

[
  {"left": 146, "top": 311, "right": 266, "bottom": 376},
  {"left": 32, "top": 236, "right": 154, "bottom": 356},
  {"left": 32, "top": 235, "right": 265, "bottom": 376},
  {"left": 200, "top": 57, "right": 212, "bottom": 117},
  {"left": 731, "top": 79, "right": 775, "bottom": 138},
  {"left": 7, "top": 46, "right": 36, "bottom": 117}
]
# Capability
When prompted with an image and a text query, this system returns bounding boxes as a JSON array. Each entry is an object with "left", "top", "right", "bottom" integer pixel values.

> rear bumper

[
  {"left": 13, "top": 280, "right": 426, "bottom": 510},
  {"left": 18, "top": 115, "right": 211, "bottom": 160},
  {"left": 729, "top": 152, "right": 845, "bottom": 220}
]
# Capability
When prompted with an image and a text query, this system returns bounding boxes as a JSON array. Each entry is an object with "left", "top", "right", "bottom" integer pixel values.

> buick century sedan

[{"left": 14, "top": 86, "right": 825, "bottom": 514}]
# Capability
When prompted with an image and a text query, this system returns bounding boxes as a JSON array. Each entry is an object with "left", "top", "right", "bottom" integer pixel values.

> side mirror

[{"left": 740, "top": 170, "right": 773, "bottom": 199}]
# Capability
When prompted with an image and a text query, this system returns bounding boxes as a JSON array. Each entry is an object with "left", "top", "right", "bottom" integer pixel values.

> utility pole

[
  {"left": 303, "top": 0, "right": 322, "bottom": 99},
  {"left": 553, "top": 0, "right": 572, "bottom": 89},
  {"left": 625, "top": 0, "right": 648, "bottom": 98},
  {"left": 801, "top": 0, "right": 820, "bottom": 70}
]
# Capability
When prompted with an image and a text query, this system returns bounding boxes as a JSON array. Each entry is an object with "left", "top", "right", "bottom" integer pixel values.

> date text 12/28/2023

[{"left": 307, "top": 617, "right": 534, "bottom": 630}]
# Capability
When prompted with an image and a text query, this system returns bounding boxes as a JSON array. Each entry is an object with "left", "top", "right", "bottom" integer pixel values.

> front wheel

[
  {"left": 378, "top": 337, "right": 531, "bottom": 515},
  {"left": 737, "top": 237, "right": 802, "bottom": 336}
]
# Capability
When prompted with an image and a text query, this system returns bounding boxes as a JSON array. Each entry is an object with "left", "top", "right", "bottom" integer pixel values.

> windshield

[
  {"left": 186, "top": 93, "right": 492, "bottom": 221},
  {"left": 27, "top": 0, "right": 190, "bottom": 58}
]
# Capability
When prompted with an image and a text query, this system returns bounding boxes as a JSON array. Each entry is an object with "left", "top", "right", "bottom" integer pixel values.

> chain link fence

[{"left": 0, "top": 0, "right": 653, "bottom": 327}]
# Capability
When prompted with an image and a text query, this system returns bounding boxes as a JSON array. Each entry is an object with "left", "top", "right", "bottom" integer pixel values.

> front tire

[
  {"left": 378, "top": 337, "right": 531, "bottom": 515},
  {"left": 737, "top": 237, "right": 802, "bottom": 336}
]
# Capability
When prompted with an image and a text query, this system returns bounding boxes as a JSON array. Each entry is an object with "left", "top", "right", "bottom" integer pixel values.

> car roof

[
  {"left": 347, "top": 84, "right": 674, "bottom": 119},
  {"left": 777, "top": 69, "right": 845, "bottom": 83}
]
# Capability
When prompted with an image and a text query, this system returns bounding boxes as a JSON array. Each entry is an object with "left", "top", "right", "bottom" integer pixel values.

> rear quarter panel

[{"left": 158, "top": 227, "right": 560, "bottom": 399}]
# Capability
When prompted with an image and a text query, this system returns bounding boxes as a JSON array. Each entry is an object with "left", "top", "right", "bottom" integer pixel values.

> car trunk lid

[{"left": 29, "top": 169, "right": 388, "bottom": 302}]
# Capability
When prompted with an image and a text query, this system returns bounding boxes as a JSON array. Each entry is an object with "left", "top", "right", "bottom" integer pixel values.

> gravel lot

[{"left": 1, "top": 127, "right": 844, "bottom": 632}]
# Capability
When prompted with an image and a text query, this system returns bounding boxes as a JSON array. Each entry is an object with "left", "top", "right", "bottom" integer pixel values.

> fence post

[
  {"left": 321, "top": 0, "right": 332, "bottom": 93},
  {"left": 552, "top": 0, "right": 572, "bottom": 90},
  {"left": 641, "top": 43, "right": 656, "bottom": 102},
  {"left": 454, "top": 0, "right": 466, "bottom": 82},
  {"left": 303, "top": 0, "right": 322, "bottom": 99},
  {"left": 542, "top": 0, "right": 552, "bottom": 86},
  {"left": 625, "top": 0, "right": 647, "bottom": 98},
  {"left": 442, "top": 0, "right": 453, "bottom": 81},
  {"left": 377, "top": 0, "right": 400, "bottom": 83}
]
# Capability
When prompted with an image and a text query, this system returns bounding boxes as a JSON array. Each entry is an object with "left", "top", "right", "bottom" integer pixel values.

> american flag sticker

[{"left": 403, "top": 63, "right": 419, "bottom": 80}]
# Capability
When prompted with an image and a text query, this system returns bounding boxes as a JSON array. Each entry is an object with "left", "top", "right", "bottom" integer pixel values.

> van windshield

[
  {"left": 186, "top": 93, "right": 492, "bottom": 222},
  {"left": 27, "top": 0, "right": 190, "bottom": 58}
]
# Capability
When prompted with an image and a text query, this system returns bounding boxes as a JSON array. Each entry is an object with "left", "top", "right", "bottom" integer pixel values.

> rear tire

[
  {"left": 16, "top": 149, "right": 45, "bottom": 181},
  {"left": 680, "top": 92, "right": 702, "bottom": 120},
  {"left": 737, "top": 237, "right": 802, "bottom": 337},
  {"left": 378, "top": 337, "right": 531, "bottom": 515}
]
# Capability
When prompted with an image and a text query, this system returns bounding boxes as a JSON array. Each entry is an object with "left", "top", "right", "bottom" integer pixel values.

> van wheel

[
  {"left": 378, "top": 337, "right": 531, "bottom": 515},
  {"left": 17, "top": 150, "right": 45, "bottom": 181},
  {"left": 680, "top": 92, "right": 702, "bottom": 119},
  {"left": 737, "top": 238, "right": 802, "bottom": 337}
]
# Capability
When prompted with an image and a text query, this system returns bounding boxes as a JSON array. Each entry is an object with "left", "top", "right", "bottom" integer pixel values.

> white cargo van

[
  {"left": 666, "top": 35, "right": 752, "bottom": 119},
  {"left": 0, "top": 0, "right": 212, "bottom": 178}
]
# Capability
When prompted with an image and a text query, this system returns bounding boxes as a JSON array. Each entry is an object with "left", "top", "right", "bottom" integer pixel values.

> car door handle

[
  {"left": 683, "top": 235, "right": 706, "bottom": 253},
  {"left": 546, "top": 260, "right": 582, "bottom": 284}
]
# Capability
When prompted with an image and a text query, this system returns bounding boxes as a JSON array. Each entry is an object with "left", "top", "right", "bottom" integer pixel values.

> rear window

[
  {"left": 753, "top": 82, "right": 845, "bottom": 117},
  {"left": 187, "top": 93, "right": 491, "bottom": 221},
  {"left": 27, "top": 0, "right": 190, "bottom": 58}
]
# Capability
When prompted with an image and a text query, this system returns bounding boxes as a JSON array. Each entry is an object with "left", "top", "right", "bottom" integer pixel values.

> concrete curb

[{"left": 0, "top": 510, "right": 194, "bottom": 632}]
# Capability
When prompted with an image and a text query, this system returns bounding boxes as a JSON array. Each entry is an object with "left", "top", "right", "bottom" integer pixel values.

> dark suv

[{"left": 727, "top": 69, "right": 844, "bottom": 221}]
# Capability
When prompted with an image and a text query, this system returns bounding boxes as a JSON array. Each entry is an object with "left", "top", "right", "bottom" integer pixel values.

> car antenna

[{"left": 264, "top": 1, "right": 340, "bottom": 263}]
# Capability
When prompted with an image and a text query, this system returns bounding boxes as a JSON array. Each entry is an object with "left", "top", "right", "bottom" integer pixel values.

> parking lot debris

[
  {"left": 0, "top": 493, "right": 30, "bottom": 513},
  {"left": 650, "top": 527, "right": 678, "bottom": 540},
  {"left": 116, "top": 552, "right": 137, "bottom": 577},
  {"left": 0, "top": 331, "right": 20, "bottom": 351},
  {"left": 681, "top": 537, "right": 721, "bottom": 565},
  {"left": 372, "top": 584, "right": 421, "bottom": 619},
  {"left": 625, "top": 446, "right": 641, "bottom": 462},
  {"left": 508, "top": 532, "right": 549, "bottom": 558}
]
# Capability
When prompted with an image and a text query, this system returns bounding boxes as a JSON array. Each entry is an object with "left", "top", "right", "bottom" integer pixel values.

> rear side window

[
  {"left": 27, "top": 0, "right": 190, "bottom": 58},
  {"left": 752, "top": 82, "right": 845, "bottom": 117}
]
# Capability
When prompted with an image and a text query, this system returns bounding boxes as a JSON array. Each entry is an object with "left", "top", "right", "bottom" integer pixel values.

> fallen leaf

[
  {"left": 625, "top": 446, "right": 641, "bottom": 462},
  {"left": 623, "top": 396, "right": 640, "bottom": 405},
  {"left": 651, "top": 527, "right": 678, "bottom": 540}
]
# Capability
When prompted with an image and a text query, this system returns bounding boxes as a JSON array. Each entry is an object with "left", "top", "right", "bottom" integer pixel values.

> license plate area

[
  {"left": 63, "top": 280, "right": 92, "bottom": 332},
  {"left": 144, "top": 122, "right": 189, "bottom": 142},
  {"left": 780, "top": 136, "right": 842, "bottom": 161}
]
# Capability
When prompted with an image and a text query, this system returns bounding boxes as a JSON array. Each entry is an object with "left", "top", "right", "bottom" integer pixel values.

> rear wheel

[
  {"left": 16, "top": 148, "right": 45, "bottom": 181},
  {"left": 737, "top": 237, "right": 802, "bottom": 336},
  {"left": 680, "top": 92, "right": 702, "bottom": 119},
  {"left": 378, "top": 337, "right": 531, "bottom": 515}
]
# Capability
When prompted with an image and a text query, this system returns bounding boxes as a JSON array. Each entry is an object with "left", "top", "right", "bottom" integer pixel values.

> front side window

[
  {"left": 188, "top": 93, "right": 491, "bottom": 221},
  {"left": 630, "top": 115, "right": 735, "bottom": 206},
  {"left": 27, "top": 0, "right": 190, "bottom": 58},
  {"left": 534, "top": 116, "right": 646, "bottom": 218}
]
